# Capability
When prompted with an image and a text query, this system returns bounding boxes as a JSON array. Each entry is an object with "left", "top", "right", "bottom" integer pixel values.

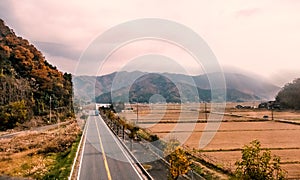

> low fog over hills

[{"left": 73, "top": 71, "right": 280, "bottom": 103}]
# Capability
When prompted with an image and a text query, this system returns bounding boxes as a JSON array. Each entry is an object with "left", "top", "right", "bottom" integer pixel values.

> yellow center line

[{"left": 95, "top": 118, "right": 112, "bottom": 180}]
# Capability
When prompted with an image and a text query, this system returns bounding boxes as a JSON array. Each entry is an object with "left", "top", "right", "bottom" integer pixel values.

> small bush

[{"left": 232, "top": 140, "right": 287, "bottom": 180}]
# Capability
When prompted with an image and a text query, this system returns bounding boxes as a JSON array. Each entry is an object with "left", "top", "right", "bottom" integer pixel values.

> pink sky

[{"left": 1, "top": 0, "right": 300, "bottom": 86}]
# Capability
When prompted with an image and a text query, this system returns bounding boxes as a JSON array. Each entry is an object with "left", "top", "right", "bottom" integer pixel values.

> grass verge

[{"left": 43, "top": 133, "right": 82, "bottom": 179}]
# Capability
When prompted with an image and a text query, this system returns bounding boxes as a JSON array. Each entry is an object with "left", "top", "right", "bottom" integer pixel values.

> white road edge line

[
  {"left": 94, "top": 117, "right": 112, "bottom": 180},
  {"left": 76, "top": 116, "right": 90, "bottom": 180},
  {"left": 97, "top": 116, "right": 144, "bottom": 180}
]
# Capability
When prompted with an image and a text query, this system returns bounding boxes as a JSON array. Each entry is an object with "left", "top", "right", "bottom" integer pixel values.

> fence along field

[{"left": 120, "top": 102, "right": 300, "bottom": 179}]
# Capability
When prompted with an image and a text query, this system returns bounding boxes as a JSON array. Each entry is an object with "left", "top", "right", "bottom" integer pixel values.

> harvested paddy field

[{"left": 120, "top": 103, "right": 300, "bottom": 179}]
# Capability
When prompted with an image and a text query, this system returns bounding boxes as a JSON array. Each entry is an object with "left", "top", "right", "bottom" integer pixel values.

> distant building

[
  {"left": 258, "top": 102, "right": 268, "bottom": 109},
  {"left": 96, "top": 103, "right": 111, "bottom": 109},
  {"left": 121, "top": 107, "right": 134, "bottom": 113},
  {"left": 258, "top": 101, "right": 281, "bottom": 109},
  {"left": 236, "top": 105, "right": 244, "bottom": 109},
  {"left": 235, "top": 105, "right": 253, "bottom": 109}
]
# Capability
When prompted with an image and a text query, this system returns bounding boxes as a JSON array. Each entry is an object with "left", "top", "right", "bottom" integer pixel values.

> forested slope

[
  {"left": 276, "top": 78, "right": 300, "bottom": 109},
  {"left": 0, "top": 19, "right": 73, "bottom": 130}
]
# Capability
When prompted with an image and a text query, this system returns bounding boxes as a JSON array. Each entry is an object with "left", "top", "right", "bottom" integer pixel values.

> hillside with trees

[
  {"left": 276, "top": 78, "right": 300, "bottom": 109},
  {"left": 0, "top": 19, "right": 73, "bottom": 130},
  {"left": 95, "top": 73, "right": 261, "bottom": 103},
  {"left": 74, "top": 71, "right": 279, "bottom": 103}
]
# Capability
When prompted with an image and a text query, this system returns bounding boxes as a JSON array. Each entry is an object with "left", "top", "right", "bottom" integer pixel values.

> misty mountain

[
  {"left": 95, "top": 73, "right": 261, "bottom": 103},
  {"left": 74, "top": 71, "right": 279, "bottom": 103},
  {"left": 73, "top": 71, "right": 145, "bottom": 101}
]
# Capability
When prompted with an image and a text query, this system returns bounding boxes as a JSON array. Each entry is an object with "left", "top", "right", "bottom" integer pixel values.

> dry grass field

[
  {"left": 120, "top": 103, "right": 300, "bottom": 179},
  {"left": 0, "top": 120, "right": 81, "bottom": 179}
]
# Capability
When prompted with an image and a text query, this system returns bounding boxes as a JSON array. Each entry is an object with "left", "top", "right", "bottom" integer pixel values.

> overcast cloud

[{"left": 1, "top": 0, "right": 300, "bottom": 86}]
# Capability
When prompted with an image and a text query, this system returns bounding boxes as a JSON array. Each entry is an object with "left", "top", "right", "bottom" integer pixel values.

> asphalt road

[{"left": 78, "top": 115, "right": 143, "bottom": 180}]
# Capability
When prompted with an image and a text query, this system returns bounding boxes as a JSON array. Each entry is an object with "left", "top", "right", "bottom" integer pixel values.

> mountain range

[{"left": 73, "top": 71, "right": 280, "bottom": 103}]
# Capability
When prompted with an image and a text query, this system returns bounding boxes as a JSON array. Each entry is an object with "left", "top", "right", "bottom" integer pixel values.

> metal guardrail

[
  {"left": 115, "top": 135, "right": 154, "bottom": 180},
  {"left": 102, "top": 114, "right": 153, "bottom": 180},
  {"left": 100, "top": 111, "right": 204, "bottom": 180}
]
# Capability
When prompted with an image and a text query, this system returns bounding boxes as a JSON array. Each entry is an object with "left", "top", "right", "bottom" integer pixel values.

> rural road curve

[{"left": 78, "top": 115, "right": 144, "bottom": 180}]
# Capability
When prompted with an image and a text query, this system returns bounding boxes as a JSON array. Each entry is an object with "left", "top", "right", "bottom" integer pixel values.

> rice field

[{"left": 120, "top": 103, "right": 300, "bottom": 178}]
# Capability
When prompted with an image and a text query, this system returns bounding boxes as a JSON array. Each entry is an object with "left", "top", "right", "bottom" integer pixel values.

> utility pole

[
  {"left": 271, "top": 107, "right": 274, "bottom": 121},
  {"left": 136, "top": 101, "right": 139, "bottom": 124},
  {"left": 49, "top": 96, "right": 52, "bottom": 123},
  {"left": 204, "top": 102, "right": 208, "bottom": 121}
]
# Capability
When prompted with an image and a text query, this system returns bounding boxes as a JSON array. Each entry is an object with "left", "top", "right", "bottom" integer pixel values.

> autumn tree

[
  {"left": 233, "top": 140, "right": 286, "bottom": 180},
  {"left": 0, "top": 18, "right": 74, "bottom": 129},
  {"left": 164, "top": 139, "right": 191, "bottom": 180}
]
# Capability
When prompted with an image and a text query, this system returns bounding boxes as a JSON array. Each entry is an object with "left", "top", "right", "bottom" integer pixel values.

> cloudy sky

[{"left": 1, "top": 0, "right": 300, "bottom": 86}]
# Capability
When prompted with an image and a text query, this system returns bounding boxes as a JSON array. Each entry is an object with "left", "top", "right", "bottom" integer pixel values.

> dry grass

[
  {"left": 121, "top": 103, "right": 300, "bottom": 178},
  {"left": 0, "top": 120, "right": 81, "bottom": 179}
]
